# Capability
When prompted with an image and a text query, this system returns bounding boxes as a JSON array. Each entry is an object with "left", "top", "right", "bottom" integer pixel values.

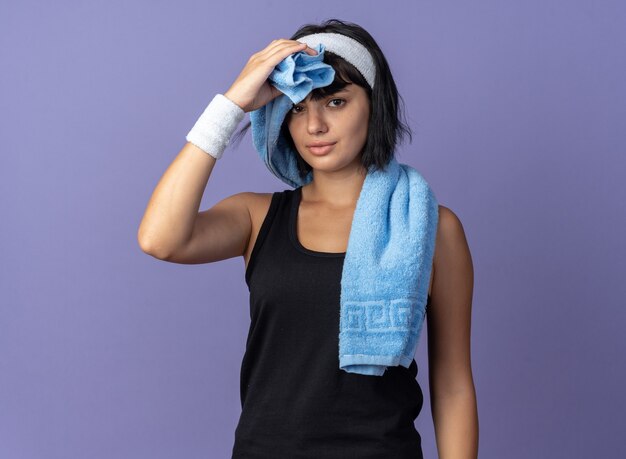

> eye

[
  {"left": 328, "top": 98, "right": 346, "bottom": 107},
  {"left": 290, "top": 98, "right": 346, "bottom": 114}
]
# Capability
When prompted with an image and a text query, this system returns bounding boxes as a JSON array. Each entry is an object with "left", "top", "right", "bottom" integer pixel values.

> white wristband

[{"left": 185, "top": 93, "right": 246, "bottom": 160}]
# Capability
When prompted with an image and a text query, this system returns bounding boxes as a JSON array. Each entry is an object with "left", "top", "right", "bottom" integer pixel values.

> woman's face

[{"left": 286, "top": 83, "right": 371, "bottom": 173}]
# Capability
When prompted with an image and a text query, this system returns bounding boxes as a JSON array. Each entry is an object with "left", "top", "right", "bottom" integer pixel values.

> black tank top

[{"left": 232, "top": 187, "right": 430, "bottom": 459}]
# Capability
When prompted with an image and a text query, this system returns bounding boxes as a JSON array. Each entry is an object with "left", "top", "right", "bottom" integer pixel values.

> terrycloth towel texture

[
  {"left": 250, "top": 43, "right": 334, "bottom": 187},
  {"left": 250, "top": 43, "right": 439, "bottom": 376}
]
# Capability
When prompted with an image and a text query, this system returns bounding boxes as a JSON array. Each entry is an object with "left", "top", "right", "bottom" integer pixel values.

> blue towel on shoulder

[{"left": 250, "top": 43, "right": 439, "bottom": 376}]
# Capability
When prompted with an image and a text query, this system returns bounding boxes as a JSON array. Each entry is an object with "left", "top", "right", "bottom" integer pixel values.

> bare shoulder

[
  {"left": 220, "top": 191, "right": 272, "bottom": 215},
  {"left": 242, "top": 191, "right": 274, "bottom": 218},
  {"left": 433, "top": 204, "right": 473, "bottom": 278},
  {"left": 244, "top": 191, "right": 274, "bottom": 204},
  {"left": 437, "top": 205, "right": 467, "bottom": 240}
]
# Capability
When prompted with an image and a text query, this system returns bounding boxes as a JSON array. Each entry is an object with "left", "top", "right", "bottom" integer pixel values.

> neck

[{"left": 302, "top": 163, "right": 368, "bottom": 208}]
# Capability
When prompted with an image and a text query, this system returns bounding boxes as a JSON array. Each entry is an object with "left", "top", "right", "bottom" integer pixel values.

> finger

[
  {"left": 260, "top": 38, "right": 299, "bottom": 56},
  {"left": 265, "top": 42, "right": 308, "bottom": 61}
]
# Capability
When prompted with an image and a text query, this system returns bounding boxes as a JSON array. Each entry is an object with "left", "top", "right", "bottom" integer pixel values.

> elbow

[{"left": 137, "top": 230, "right": 172, "bottom": 260}]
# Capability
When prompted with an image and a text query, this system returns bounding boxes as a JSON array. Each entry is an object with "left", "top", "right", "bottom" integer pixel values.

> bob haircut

[{"left": 232, "top": 18, "right": 412, "bottom": 180}]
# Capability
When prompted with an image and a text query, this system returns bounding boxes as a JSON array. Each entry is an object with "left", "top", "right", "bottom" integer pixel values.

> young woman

[{"left": 138, "top": 18, "right": 477, "bottom": 459}]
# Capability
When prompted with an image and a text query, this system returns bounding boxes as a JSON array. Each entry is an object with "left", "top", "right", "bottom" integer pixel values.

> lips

[{"left": 307, "top": 142, "right": 336, "bottom": 155}]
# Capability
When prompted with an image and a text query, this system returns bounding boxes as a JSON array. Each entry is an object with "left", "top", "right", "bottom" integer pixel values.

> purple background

[{"left": 2, "top": 1, "right": 624, "bottom": 458}]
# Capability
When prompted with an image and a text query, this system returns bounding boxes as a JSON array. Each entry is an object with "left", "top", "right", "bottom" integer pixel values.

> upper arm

[
  {"left": 427, "top": 205, "right": 475, "bottom": 397},
  {"left": 163, "top": 191, "right": 253, "bottom": 264}
]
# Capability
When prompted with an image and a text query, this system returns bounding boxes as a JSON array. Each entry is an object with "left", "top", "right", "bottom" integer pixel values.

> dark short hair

[{"left": 231, "top": 18, "right": 413, "bottom": 180}]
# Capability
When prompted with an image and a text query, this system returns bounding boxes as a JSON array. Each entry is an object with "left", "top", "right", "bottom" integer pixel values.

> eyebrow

[{"left": 302, "top": 87, "right": 350, "bottom": 102}]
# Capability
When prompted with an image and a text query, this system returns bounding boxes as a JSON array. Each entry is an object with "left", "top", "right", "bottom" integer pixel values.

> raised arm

[
  {"left": 137, "top": 139, "right": 253, "bottom": 264},
  {"left": 137, "top": 39, "right": 319, "bottom": 263}
]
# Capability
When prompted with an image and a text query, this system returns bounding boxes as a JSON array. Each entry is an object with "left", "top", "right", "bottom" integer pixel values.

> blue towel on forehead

[{"left": 249, "top": 43, "right": 439, "bottom": 376}]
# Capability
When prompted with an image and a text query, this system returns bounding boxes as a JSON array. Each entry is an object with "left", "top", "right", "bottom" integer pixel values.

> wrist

[
  {"left": 185, "top": 93, "right": 246, "bottom": 160},
  {"left": 223, "top": 91, "right": 246, "bottom": 112}
]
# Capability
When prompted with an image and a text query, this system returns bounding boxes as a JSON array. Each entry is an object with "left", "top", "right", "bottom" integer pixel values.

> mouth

[{"left": 307, "top": 142, "right": 337, "bottom": 155}]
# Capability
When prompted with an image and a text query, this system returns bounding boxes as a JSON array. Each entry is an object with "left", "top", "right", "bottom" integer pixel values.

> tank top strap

[{"left": 244, "top": 188, "right": 293, "bottom": 287}]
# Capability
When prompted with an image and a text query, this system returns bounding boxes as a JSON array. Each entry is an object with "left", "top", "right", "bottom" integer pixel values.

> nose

[{"left": 306, "top": 105, "right": 328, "bottom": 135}]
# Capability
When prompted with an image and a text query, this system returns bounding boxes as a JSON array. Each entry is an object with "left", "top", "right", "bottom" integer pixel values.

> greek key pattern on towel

[{"left": 342, "top": 299, "right": 423, "bottom": 332}]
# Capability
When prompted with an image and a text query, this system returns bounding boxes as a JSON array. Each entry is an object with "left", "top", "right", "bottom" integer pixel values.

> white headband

[{"left": 296, "top": 32, "right": 376, "bottom": 89}]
